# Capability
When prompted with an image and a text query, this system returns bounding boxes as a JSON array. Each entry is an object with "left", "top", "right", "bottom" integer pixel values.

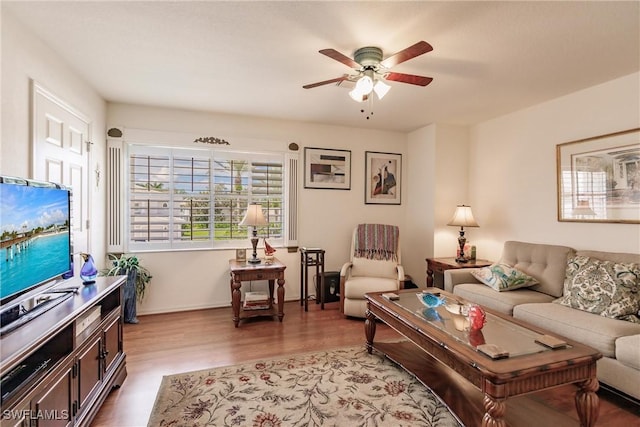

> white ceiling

[{"left": 4, "top": 1, "right": 639, "bottom": 132}]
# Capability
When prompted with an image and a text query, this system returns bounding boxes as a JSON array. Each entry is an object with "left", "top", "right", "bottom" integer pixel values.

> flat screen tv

[{"left": 0, "top": 176, "right": 73, "bottom": 308}]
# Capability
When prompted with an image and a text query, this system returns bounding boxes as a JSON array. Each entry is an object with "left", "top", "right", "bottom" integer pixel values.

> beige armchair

[{"left": 340, "top": 224, "right": 404, "bottom": 318}]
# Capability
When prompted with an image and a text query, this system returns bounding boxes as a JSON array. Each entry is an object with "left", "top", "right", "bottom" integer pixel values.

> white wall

[
  {"left": 1, "top": 9, "right": 108, "bottom": 268},
  {"left": 468, "top": 72, "right": 640, "bottom": 261},
  {"left": 107, "top": 103, "right": 409, "bottom": 314},
  {"left": 432, "top": 125, "right": 472, "bottom": 258},
  {"left": 405, "top": 124, "right": 436, "bottom": 286},
  {"left": 405, "top": 123, "right": 471, "bottom": 286}
]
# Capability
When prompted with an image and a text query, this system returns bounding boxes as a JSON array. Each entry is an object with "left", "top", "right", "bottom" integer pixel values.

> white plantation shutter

[
  {"left": 250, "top": 160, "right": 284, "bottom": 240},
  {"left": 126, "top": 145, "right": 285, "bottom": 251},
  {"left": 213, "top": 152, "right": 283, "bottom": 245},
  {"left": 129, "top": 148, "right": 171, "bottom": 249},
  {"left": 172, "top": 154, "right": 212, "bottom": 243},
  {"left": 213, "top": 156, "right": 250, "bottom": 241}
]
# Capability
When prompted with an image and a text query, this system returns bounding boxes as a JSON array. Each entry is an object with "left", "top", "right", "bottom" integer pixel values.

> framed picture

[
  {"left": 365, "top": 151, "right": 402, "bottom": 205},
  {"left": 235, "top": 249, "right": 247, "bottom": 262},
  {"left": 556, "top": 128, "right": 640, "bottom": 223},
  {"left": 304, "top": 147, "right": 351, "bottom": 190}
]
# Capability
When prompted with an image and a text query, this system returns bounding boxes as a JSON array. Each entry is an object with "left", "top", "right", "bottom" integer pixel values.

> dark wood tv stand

[{"left": 0, "top": 276, "right": 127, "bottom": 427}]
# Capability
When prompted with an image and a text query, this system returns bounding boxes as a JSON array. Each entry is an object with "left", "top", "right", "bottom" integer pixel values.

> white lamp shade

[
  {"left": 373, "top": 80, "right": 391, "bottom": 99},
  {"left": 355, "top": 75, "right": 374, "bottom": 94},
  {"left": 349, "top": 88, "right": 367, "bottom": 102},
  {"left": 447, "top": 205, "right": 479, "bottom": 227},
  {"left": 239, "top": 203, "right": 268, "bottom": 227}
]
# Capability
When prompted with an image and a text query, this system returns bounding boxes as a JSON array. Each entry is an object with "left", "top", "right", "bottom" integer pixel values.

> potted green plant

[{"left": 102, "top": 253, "right": 152, "bottom": 324}]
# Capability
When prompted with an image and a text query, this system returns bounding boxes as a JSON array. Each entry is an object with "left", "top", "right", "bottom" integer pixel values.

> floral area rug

[{"left": 147, "top": 345, "right": 462, "bottom": 427}]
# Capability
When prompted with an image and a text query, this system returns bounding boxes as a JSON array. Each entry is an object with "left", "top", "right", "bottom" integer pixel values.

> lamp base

[
  {"left": 456, "top": 228, "right": 467, "bottom": 264},
  {"left": 248, "top": 233, "right": 261, "bottom": 264}
]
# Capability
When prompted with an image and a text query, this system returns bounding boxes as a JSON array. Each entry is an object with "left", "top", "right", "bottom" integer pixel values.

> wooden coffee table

[{"left": 365, "top": 289, "right": 601, "bottom": 427}]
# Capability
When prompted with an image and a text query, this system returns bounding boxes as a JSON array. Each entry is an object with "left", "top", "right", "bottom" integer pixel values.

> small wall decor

[
  {"left": 365, "top": 151, "right": 402, "bottom": 205},
  {"left": 304, "top": 147, "right": 351, "bottom": 190},
  {"left": 557, "top": 128, "right": 640, "bottom": 223},
  {"left": 194, "top": 136, "right": 230, "bottom": 145}
]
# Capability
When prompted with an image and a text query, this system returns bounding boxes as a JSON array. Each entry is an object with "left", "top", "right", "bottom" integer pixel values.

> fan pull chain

[{"left": 360, "top": 95, "right": 374, "bottom": 120}]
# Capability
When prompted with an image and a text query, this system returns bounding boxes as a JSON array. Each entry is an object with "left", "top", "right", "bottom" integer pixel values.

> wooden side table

[
  {"left": 299, "top": 248, "right": 325, "bottom": 311},
  {"left": 425, "top": 257, "right": 492, "bottom": 288},
  {"left": 229, "top": 258, "right": 286, "bottom": 327}
]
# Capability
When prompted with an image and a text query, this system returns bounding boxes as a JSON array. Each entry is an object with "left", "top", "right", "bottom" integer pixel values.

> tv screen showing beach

[{"left": 1, "top": 183, "right": 71, "bottom": 301}]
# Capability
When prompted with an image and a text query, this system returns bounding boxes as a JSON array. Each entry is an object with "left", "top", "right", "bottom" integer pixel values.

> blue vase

[
  {"left": 80, "top": 253, "right": 98, "bottom": 284},
  {"left": 62, "top": 258, "right": 74, "bottom": 279}
]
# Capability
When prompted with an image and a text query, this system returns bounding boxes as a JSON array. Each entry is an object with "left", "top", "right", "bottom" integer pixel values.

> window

[
  {"left": 127, "top": 145, "right": 285, "bottom": 251},
  {"left": 560, "top": 169, "right": 607, "bottom": 219}
]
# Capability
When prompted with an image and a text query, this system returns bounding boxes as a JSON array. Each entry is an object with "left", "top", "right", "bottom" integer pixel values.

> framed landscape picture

[
  {"left": 365, "top": 151, "right": 402, "bottom": 205},
  {"left": 304, "top": 147, "right": 351, "bottom": 190},
  {"left": 556, "top": 128, "right": 640, "bottom": 223}
]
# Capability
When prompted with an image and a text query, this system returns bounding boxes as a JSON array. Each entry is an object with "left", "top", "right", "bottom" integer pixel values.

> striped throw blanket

[{"left": 354, "top": 224, "right": 399, "bottom": 261}]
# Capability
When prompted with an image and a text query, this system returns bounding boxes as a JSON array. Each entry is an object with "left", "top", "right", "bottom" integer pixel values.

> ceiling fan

[{"left": 303, "top": 41, "right": 434, "bottom": 102}]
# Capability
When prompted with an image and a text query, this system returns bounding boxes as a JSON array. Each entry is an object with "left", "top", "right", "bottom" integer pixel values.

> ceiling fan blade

[
  {"left": 384, "top": 72, "right": 433, "bottom": 86},
  {"left": 303, "top": 75, "right": 349, "bottom": 89},
  {"left": 319, "top": 49, "right": 361, "bottom": 69},
  {"left": 380, "top": 41, "right": 433, "bottom": 68}
]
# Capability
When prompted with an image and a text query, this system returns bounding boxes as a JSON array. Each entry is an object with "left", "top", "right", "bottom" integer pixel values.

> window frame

[{"left": 125, "top": 143, "right": 286, "bottom": 252}]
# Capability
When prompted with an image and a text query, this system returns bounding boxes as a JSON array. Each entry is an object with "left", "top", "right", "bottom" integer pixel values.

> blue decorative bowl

[{"left": 416, "top": 292, "right": 445, "bottom": 308}]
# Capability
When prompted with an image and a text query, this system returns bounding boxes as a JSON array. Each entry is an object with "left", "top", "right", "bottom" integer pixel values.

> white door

[{"left": 32, "top": 82, "right": 91, "bottom": 258}]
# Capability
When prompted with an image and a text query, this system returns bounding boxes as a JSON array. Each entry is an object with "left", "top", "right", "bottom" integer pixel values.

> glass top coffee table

[{"left": 365, "top": 289, "right": 602, "bottom": 427}]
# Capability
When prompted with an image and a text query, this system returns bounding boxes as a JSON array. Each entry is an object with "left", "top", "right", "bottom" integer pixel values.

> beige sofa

[{"left": 445, "top": 240, "right": 640, "bottom": 401}]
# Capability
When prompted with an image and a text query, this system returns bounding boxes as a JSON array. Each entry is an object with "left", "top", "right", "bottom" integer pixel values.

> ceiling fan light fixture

[
  {"left": 349, "top": 88, "right": 366, "bottom": 102},
  {"left": 304, "top": 41, "right": 434, "bottom": 108},
  {"left": 354, "top": 74, "right": 373, "bottom": 95},
  {"left": 373, "top": 79, "right": 391, "bottom": 99}
]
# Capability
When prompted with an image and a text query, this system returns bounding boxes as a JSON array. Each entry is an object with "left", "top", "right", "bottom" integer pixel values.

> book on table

[{"left": 243, "top": 292, "right": 271, "bottom": 310}]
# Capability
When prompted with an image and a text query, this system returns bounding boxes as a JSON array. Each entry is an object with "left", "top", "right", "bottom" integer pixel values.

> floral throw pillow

[
  {"left": 555, "top": 255, "right": 640, "bottom": 323},
  {"left": 471, "top": 263, "right": 538, "bottom": 291}
]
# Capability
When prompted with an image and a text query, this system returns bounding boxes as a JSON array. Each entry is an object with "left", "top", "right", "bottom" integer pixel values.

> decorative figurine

[
  {"left": 80, "top": 253, "right": 98, "bottom": 284},
  {"left": 263, "top": 239, "right": 276, "bottom": 263},
  {"left": 468, "top": 304, "right": 487, "bottom": 331},
  {"left": 264, "top": 239, "right": 276, "bottom": 256},
  {"left": 417, "top": 292, "right": 445, "bottom": 308}
]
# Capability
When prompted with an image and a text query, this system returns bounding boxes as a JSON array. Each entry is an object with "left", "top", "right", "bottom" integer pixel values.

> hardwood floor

[{"left": 91, "top": 300, "right": 639, "bottom": 426}]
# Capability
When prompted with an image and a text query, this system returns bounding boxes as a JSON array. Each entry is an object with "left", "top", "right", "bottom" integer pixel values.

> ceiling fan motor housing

[{"left": 354, "top": 46, "right": 383, "bottom": 67}]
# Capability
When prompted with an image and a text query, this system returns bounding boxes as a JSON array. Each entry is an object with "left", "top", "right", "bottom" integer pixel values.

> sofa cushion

[
  {"left": 513, "top": 303, "right": 640, "bottom": 358},
  {"left": 471, "top": 263, "right": 538, "bottom": 291},
  {"left": 351, "top": 257, "right": 397, "bottom": 279},
  {"left": 616, "top": 335, "right": 640, "bottom": 370},
  {"left": 500, "top": 241, "right": 574, "bottom": 297},
  {"left": 555, "top": 255, "right": 640, "bottom": 323},
  {"left": 343, "top": 276, "right": 397, "bottom": 299},
  {"left": 453, "top": 284, "right": 554, "bottom": 315}
]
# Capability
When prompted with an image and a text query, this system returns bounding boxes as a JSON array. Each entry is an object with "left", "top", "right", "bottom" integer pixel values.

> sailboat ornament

[{"left": 264, "top": 239, "right": 276, "bottom": 261}]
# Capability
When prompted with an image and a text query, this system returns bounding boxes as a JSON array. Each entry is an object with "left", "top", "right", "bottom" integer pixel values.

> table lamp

[
  {"left": 447, "top": 205, "right": 479, "bottom": 263},
  {"left": 239, "top": 203, "right": 268, "bottom": 264}
]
